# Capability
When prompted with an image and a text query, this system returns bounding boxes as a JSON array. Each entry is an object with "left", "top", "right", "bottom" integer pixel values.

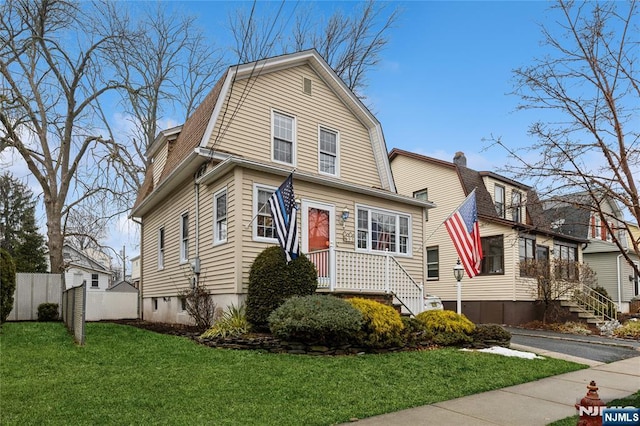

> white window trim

[
  {"left": 317, "top": 125, "right": 340, "bottom": 177},
  {"left": 157, "top": 227, "right": 165, "bottom": 270},
  {"left": 271, "top": 109, "right": 297, "bottom": 167},
  {"left": 253, "top": 183, "right": 278, "bottom": 243},
  {"left": 213, "top": 187, "right": 228, "bottom": 245},
  {"left": 180, "top": 212, "right": 189, "bottom": 264},
  {"left": 355, "top": 204, "right": 412, "bottom": 257}
]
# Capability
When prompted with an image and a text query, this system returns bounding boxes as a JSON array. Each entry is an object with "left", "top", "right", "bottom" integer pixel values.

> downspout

[
  {"left": 192, "top": 165, "right": 206, "bottom": 288},
  {"left": 617, "top": 250, "right": 628, "bottom": 312},
  {"left": 131, "top": 216, "right": 143, "bottom": 320}
]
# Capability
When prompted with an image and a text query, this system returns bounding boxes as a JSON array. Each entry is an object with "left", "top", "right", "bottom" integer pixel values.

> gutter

[{"left": 196, "top": 154, "right": 436, "bottom": 209}]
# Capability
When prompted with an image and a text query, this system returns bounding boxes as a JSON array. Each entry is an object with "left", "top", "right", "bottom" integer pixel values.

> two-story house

[
  {"left": 389, "top": 149, "right": 587, "bottom": 324},
  {"left": 543, "top": 193, "right": 640, "bottom": 312},
  {"left": 131, "top": 50, "right": 434, "bottom": 324}
]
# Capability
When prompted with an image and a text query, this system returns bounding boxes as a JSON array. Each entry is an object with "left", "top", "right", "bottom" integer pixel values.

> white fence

[
  {"left": 7, "top": 273, "right": 138, "bottom": 322},
  {"left": 85, "top": 291, "right": 138, "bottom": 321},
  {"left": 7, "top": 273, "right": 62, "bottom": 321}
]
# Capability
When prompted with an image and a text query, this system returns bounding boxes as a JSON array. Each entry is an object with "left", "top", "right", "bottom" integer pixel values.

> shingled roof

[{"left": 131, "top": 72, "right": 227, "bottom": 213}]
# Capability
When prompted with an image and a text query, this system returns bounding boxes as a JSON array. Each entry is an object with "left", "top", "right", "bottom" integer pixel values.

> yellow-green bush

[
  {"left": 614, "top": 320, "right": 640, "bottom": 339},
  {"left": 415, "top": 310, "right": 475, "bottom": 346},
  {"left": 347, "top": 298, "right": 405, "bottom": 348}
]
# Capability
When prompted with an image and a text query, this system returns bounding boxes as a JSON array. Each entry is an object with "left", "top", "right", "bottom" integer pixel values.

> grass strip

[{"left": 1, "top": 322, "right": 587, "bottom": 426}]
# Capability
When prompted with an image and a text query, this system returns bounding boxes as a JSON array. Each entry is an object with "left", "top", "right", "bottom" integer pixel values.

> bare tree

[
  {"left": 98, "top": 3, "right": 225, "bottom": 206},
  {"left": 228, "top": 1, "right": 399, "bottom": 97},
  {"left": 64, "top": 205, "right": 107, "bottom": 252},
  {"left": 0, "top": 0, "right": 131, "bottom": 273},
  {"left": 488, "top": 0, "right": 639, "bottom": 275},
  {"left": 522, "top": 259, "right": 598, "bottom": 323}
]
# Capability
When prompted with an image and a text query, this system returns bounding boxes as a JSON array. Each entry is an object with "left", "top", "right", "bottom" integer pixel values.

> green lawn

[{"left": 1, "top": 322, "right": 586, "bottom": 426}]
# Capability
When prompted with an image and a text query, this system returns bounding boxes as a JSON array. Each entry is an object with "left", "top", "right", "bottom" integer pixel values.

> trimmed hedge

[
  {"left": 37, "top": 303, "right": 59, "bottom": 322},
  {"left": 347, "top": 298, "right": 405, "bottom": 348},
  {"left": 470, "top": 324, "right": 511, "bottom": 348},
  {"left": 268, "top": 295, "right": 363, "bottom": 345},
  {"left": 415, "top": 310, "right": 475, "bottom": 347},
  {"left": 246, "top": 246, "right": 317, "bottom": 330}
]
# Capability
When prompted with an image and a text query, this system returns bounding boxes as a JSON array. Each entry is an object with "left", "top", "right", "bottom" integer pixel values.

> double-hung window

[
  {"left": 554, "top": 242, "right": 578, "bottom": 281},
  {"left": 214, "top": 188, "right": 227, "bottom": 244},
  {"left": 518, "top": 236, "right": 536, "bottom": 277},
  {"left": 180, "top": 213, "right": 189, "bottom": 263},
  {"left": 356, "top": 206, "right": 411, "bottom": 255},
  {"left": 272, "top": 111, "right": 295, "bottom": 165},
  {"left": 319, "top": 127, "right": 338, "bottom": 175},
  {"left": 494, "top": 185, "right": 505, "bottom": 218},
  {"left": 426, "top": 246, "right": 439, "bottom": 280},
  {"left": 91, "top": 273, "right": 99, "bottom": 288},
  {"left": 481, "top": 235, "right": 504, "bottom": 275},
  {"left": 158, "top": 227, "right": 165, "bottom": 270},
  {"left": 254, "top": 185, "right": 277, "bottom": 241}
]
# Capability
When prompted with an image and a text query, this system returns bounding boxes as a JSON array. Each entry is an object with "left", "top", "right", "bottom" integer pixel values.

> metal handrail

[{"left": 572, "top": 284, "right": 618, "bottom": 322}]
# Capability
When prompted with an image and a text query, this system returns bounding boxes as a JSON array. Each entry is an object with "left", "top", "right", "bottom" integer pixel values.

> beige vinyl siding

[
  {"left": 206, "top": 64, "right": 381, "bottom": 189},
  {"left": 152, "top": 143, "right": 168, "bottom": 187},
  {"left": 236, "top": 168, "right": 425, "bottom": 293},
  {"left": 142, "top": 180, "right": 195, "bottom": 297},
  {"left": 197, "top": 171, "right": 237, "bottom": 294}
]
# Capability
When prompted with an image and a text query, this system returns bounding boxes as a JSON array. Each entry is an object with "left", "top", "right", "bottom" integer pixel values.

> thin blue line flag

[{"left": 268, "top": 173, "right": 299, "bottom": 262}]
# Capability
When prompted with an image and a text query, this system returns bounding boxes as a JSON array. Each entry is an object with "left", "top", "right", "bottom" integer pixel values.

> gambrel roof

[{"left": 132, "top": 50, "right": 396, "bottom": 217}]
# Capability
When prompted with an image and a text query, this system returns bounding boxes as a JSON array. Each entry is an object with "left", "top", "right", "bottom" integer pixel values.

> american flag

[
  {"left": 444, "top": 190, "right": 483, "bottom": 277},
  {"left": 268, "top": 173, "right": 299, "bottom": 262}
]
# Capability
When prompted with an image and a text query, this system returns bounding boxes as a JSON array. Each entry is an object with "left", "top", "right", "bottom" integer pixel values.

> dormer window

[
  {"left": 494, "top": 185, "right": 505, "bottom": 218},
  {"left": 511, "top": 191, "right": 522, "bottom": 223}
]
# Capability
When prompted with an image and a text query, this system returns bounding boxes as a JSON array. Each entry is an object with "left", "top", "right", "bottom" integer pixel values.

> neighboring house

[
  {"left": 389, "top": 149, "right": 587, "bottom": 324},
  {"left": 59, "top": 244, "right": 113, "bottom": 291},
  {"left": 543, "top": 194, "right": 640, "bottom": 312},
  {"left": 108, "top": 280, "right": 138, "bottom": 293},
  {"left": 131, "top": 50, "right": 434, "bottom": 324},
  {"left": 130, "top": 255, "right": 140, "bottom": 289}
]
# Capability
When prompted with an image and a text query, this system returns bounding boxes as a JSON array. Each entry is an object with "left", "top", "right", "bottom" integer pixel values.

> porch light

[
  {"left": 453, "top": 259, "right": 464, "bottom": 314},
  {"left": 341, "top": 207, "right": 350, "bottom": 225}
]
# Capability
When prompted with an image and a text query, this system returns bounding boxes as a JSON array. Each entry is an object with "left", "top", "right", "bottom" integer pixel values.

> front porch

[{"left": 305, "top": 247, "right": 425, "bottom": 316}]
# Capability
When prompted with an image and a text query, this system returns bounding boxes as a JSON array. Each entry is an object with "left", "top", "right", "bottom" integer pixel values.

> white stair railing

[{"left": 305, "top": 247, "right": 424, "bottom": 315}]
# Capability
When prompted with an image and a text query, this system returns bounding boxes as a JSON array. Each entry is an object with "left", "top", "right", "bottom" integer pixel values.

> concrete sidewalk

[{"left": 349, "top": 347, "right": 639, "bottom": 426}]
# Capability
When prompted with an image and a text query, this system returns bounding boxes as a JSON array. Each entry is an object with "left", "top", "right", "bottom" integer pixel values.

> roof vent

[
  {"left": 303, "top": 77, "right": 312, "bottom": 95},
  {"left": 453, "top": 151, "right": 467, "bottom": 167}
]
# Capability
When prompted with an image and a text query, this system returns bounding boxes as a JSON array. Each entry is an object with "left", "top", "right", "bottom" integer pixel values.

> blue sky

[
  {"left": 176, "top": 0, "right": 554, "bottom": 171},
  {"left": 5, "top": 0, "right": 559, "bottom": 261}
]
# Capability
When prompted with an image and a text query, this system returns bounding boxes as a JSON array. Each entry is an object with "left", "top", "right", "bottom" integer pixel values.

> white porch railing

[{"left": 305, "top": 247, "right": 425, "bottom": 316}]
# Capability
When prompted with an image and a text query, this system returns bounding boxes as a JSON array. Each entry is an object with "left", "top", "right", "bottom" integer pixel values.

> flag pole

[{"left": 425, "top": 188, "right": 477, "bottom": 243}]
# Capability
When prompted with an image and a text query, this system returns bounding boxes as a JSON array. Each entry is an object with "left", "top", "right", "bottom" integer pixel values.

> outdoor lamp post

[{"left": 453, "top": 259, "right": 464, "bottom": 314}]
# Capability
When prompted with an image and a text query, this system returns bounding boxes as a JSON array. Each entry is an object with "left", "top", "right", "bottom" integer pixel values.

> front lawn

[{"left": 1, "top": 322, "right": 586, "bottom": 425}]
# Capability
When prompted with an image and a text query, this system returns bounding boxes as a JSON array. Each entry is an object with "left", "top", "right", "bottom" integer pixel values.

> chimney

[{"left": 453, "top": 151, "right": 467, "bottom": 167}]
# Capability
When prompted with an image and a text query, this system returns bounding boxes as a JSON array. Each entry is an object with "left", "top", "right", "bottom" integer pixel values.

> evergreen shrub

[
  {"left": 246, "top": 246, "right": 317, "bottom": 330},
  {"left": 37, "top": 303, "right": 59, "bottom": 322},
  {"left": 0, "top": 248, "right": 17, "bottom": 323},
  {"left": 470, "top": 324, "right": 511, "bottom": 348},
  {"left": 347, "top": 297, "right": 405, "bottom": 348},
  {"left": 415, "top": 310, "right": 475, "bottom": 346},
  {"left": 268, "top": 295, "right": 363, "bottom": 345}
]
